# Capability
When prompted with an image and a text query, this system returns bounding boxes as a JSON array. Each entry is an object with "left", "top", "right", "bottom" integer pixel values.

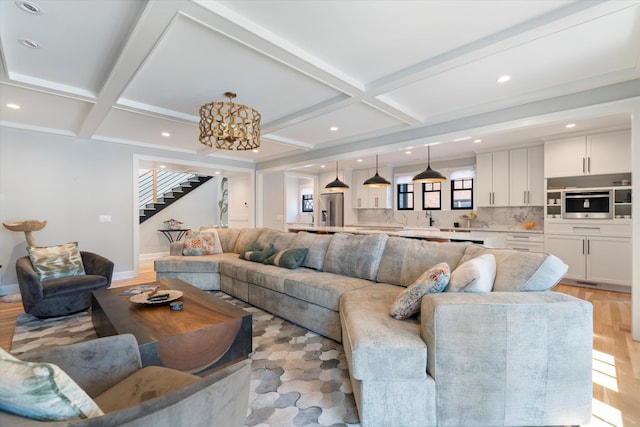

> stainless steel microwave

[{"left": 563, "top": 190, "right": 613, "bottom": 219}]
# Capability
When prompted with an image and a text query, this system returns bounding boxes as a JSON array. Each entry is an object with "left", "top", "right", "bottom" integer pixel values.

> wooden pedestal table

[{"left": 91, "top": 278, "right": 252, "bottom": 374}]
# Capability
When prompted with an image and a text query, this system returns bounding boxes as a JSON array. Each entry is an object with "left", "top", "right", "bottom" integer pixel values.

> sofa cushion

[
  {"left": 284, "top": 270, "right": 375, "bottom": 311},
  {"left": 446, "top": 253, "right": 496, "bottom": 293},
  {"left": 256, "top": 229, "right": 297, "bottom": 251},
  {"left": 27, "top": 242, "right": 86, "bottom": 281},
  {"left": 323, "top": 233, "right": 388, "bottom": 281},
  {"left": 41, "top": 275, "right": 109, "bottom": 297},
  {"left": 0, "top": 348, "right": 104, "bottom": 421},
  {"left": 264, "top": 248, "right": 308, "bottom": 269},
  {"left": 94, "top": 366, "right": 199, "bottom": 413},
  {"left": 154, "top": 256, "right": 220, "bottom": 273},
  {"left": 212, "top": 228, "right": 241, "bottom": 253},
  {"left": 182, "top": 230, "right": 223, "bottom": 256},
  {"left": 377, "top": 237, "right": 468, "bottom": 286},
  {"left": 233, "top": 228, "right": 265, "bottom": 254},
  {"left": 289, "top": 232, "right": 332, "bottom": 271},
  {"left": 459, "top": 245, "right": 568, "bottom": 292},
  {"left": 390, "top": 262, "right": 451, "bottom": 320},
  {"left": 340, "top": 284, "right": 427, "bottom": 381}
]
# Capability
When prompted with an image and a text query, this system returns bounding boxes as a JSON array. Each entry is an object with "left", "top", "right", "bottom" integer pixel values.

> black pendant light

[
  {"left": 324, "top": 161, "right": 350, "bottom": 192},
  {"left": 412, "top": 144, "right": 446, "bottom": 183},
  {"left": 363, "top": 155, "right": 391, "bottom": 187}
]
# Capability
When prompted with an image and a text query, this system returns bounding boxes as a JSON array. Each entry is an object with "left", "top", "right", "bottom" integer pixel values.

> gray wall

[{"left": 0, "top": 126, "right": 252, "bottom": 292}]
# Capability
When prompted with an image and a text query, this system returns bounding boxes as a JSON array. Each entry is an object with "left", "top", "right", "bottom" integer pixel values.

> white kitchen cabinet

[
  {"left": 509, "top": 146, "right": 544, "bottom": 206},
  {"left": 352, "top": 168, "right": 392, "bottom": 209},
  {"left": 544, "top": 130, "right": 630, "bottom": 178},
  {"left": 476, "top": 151, "right": 509, "bottom": 207},
  {"left": 545, "top": 233, "right": 631, "bottom": 287}
]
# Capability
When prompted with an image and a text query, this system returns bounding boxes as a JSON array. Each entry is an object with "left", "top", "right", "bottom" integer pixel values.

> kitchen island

[{"left": 286, "top": 225, "right": 507, "bottom": 247}]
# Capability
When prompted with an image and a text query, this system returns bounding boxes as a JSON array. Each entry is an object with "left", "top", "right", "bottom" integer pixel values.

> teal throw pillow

[
  {"left": 27, "top": 242, "right": 86, "bottom": 281},
  {"left": 264, "top": 248, "right": 309, "bottom": 269},
  {"left": 246, "top": 244, "right": 277, "bottom": 263},
  {"left": 239, "top": 241, "right": 263, "bottom": 260}
]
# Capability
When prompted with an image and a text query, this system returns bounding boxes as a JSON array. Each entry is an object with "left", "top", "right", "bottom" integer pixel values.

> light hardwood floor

[{"left": 0, "top": 263, "right": 637, "bottom": 426}]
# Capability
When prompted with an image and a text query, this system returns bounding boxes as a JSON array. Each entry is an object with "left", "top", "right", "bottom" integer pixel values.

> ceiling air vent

[{"left": 16, "top": 0, "right": 42, "bottom": 14}]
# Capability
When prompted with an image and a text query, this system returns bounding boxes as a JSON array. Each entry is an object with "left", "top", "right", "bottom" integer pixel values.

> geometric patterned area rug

[{"left": 9, "top": 292, "right": 361, "bottom": 427}]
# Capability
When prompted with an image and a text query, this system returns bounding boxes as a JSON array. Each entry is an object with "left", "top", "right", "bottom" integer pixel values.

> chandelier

[{"left": 199, "top": 92, "right": 261, "bottom": 150}]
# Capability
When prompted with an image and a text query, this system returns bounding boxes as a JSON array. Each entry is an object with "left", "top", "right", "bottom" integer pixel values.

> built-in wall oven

[{"left": 563, "top": 190, "right": 613, "bottom": 219}]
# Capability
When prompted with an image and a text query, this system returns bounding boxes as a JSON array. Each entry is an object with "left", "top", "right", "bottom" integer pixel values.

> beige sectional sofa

[{"left": 154, "top": 227, "right": 593, "bottom": 427}]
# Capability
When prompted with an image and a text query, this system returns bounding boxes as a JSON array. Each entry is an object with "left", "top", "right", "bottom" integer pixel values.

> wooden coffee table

[{"left": 91, "top": 278, "right": 252, "bottom": 374}]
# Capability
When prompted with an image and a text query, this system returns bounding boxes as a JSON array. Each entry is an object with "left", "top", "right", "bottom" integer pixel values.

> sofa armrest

[
  {"left": 169, "top": 242, "right": 183, "bottom": 255},
  {"left": 81, "top": 251, "right": 115, "bottom": 287},
  {"left": 420, "top": 291, "right": 592, "bottom": 426},
  {"left": 20, "top": 334, "right": 142, "bottom": 398}
]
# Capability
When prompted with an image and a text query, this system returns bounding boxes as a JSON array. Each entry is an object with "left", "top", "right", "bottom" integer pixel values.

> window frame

[
  {"left": 301, "top": 194, "right": 313, "bottom": 212},
  {"left": 450, "top": 178, "right": 474, "bottom": 210},
  {"left": 422, "top": 182, "right": 442, "bottom": 211},
  {"left": 397, "top": 183, "right": 414, "bottom": 210}
]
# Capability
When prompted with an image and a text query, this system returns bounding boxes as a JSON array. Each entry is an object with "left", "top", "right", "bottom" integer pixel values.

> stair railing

[{"left": 138, "top": 169, "right": 198, "bottom": 209}]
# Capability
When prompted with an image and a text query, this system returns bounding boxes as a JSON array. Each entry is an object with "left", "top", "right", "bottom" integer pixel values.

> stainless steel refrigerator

[{"left": 319, "top": 193, "right": 344, "bottom": 226}]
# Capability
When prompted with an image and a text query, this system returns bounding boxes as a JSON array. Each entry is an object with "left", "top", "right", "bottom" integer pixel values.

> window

[
  {"left": 397, "top": 183, "right": 414, "bottom": 210},
  {"left": 301, "top": 194, "right": 313, "bottom": 212},
  {"left": 422, "top": 182, "right": 441, "bottom": 210},
  {"left": 451, "top": 178, "right": 473, "bottom": 209}
]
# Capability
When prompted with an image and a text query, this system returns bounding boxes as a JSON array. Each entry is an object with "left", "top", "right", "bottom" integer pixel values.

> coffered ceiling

[{"left": 1, "top": 0, "right": 639, "bottom": 173}]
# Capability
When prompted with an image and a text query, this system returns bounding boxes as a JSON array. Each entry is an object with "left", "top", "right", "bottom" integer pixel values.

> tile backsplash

[{"left": 356, "top": 206, "right": 544, "bottom": 230}]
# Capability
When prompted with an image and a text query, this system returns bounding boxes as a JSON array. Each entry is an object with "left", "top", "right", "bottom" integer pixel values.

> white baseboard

[
  {"left": 0, "top": 284, "right": 19, "bottom": 296},
  {"left": 140, "top": 252, "right": 169, "bottom": 261}
]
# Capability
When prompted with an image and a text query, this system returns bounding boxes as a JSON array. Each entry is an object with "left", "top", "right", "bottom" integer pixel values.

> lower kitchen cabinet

[{"left": 545, "top": 234, "right": 631, "bottom": 287}]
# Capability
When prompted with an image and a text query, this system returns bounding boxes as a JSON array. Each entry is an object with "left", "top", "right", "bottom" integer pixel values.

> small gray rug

[{"left": 10, "top": 293, "right": 361, "bottom": 427}]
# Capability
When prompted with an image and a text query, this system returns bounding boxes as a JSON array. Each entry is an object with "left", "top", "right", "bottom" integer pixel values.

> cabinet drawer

[
  {"left": 504, "top": 241, "right": 544, "bottom": 252},
  {"left": 544, "top": 221, "right": 631, "bottom": 236},
  {"left": 504, "top": 233, "right": 544, "bottom": 243}
]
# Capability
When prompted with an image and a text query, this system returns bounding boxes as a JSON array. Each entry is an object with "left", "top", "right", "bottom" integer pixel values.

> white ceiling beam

[{"left": 77, "top": 1, "right": 189, "bottom": 139}]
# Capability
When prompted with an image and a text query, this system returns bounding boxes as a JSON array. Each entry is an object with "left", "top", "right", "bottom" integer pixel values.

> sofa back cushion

[
  {"left": 233, "top": 228, "right": 265, "bottom": 254},
  {"left": 205, "top": 228, "right": 240, "bottom": 253},
  {"left": 256, "top": 229, "right": 297, "bottom": 251},
  {"left": 459, "top": 245, "right": 568, "bottom": 292},
  {"left": 323, "top": 233, "right": 388, "bottom": 281},
  {"left": 288, "top": 232, "right": 332, "bottom": 271},
  {"left": 376, "top": 237, "right": 469, "bottom": 287}
]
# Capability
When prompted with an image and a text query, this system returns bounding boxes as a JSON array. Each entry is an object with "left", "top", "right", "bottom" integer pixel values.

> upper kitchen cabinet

[
  {"left": 544, "top": 130, "right": 631, "bottom": 178},
  {"left": 476, "top": 151, "right": 509, "bottom": 207},
  {"left": 508, "top": 146, "right": 544, "bottom": 206},
  {"left": 352, "top": 167, "right": 392, "bottom": 209}
]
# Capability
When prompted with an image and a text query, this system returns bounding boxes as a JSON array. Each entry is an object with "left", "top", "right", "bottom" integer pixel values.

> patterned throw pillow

[
  {"left": 245, "top": 244, "right": 277, "bottom": 263},
  {"left": 27, "top": 242, "right": 85, "bottom": 281},
  {"left": 389, "top": 262, "right": 451, "bottom": 320},
  {"left": 0, "top": 348, "right": 104, "bottom": 421},
  {"left": 182, "top": 230, "right": 223, "bottom": 256},
  {"left": 264, "top": 248, "right": 309, "bottom": 269},
  {"left": 446, "top": 254, "right": 496, "bottom": 293}
]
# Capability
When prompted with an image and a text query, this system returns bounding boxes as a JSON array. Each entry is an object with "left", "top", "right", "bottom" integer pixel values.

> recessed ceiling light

[
  {"left": 405, "top": 151, "right": 412, "bottom": 155},
  {"left": 497, "top": 75, "right": 511, "bottom": 83},
  {"left": 161, "top": 132, "right": 170, "bottom": 137},
  {"left": 6, "top": 103, "right": 20, "bottom": 109},
  {"left": 160, "top": 165, "right": 166, "bottom": 169},
  {"left": 215, "top": 171, "right": 221, "bottom": 175},
  {"left": 565, "top": 123, "right": 576, "bottom": 128},
  {"left": 18, "top": 39, "right": 40, "bottom": 49},
  {"left": 16, "top": 0, "right": 42, "bottom": 14},
  {"left": 304, "top": 164, "right": 313, "bottom": 168},
  {"left": 453, "top": 136, "right": 472, "bottom": 142},
  {"left": 252, "top": 149, "right": 259, "bottom": 153},
  {"left": 357, "top": 159, "right": 363, "bottom": 162},
  {"left": 329, "top": 126, "right": 338, "bottom": 132},
  {"left": 474, "top": 139, "right": 482, "bottom": 143},
  {"left": 320, "top": 165, "right": 325, "bottom": 168}
]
